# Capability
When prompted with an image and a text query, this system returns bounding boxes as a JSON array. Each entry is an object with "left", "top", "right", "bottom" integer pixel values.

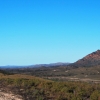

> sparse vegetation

[
  {"left": 0, "top": 73, "right": 100, "bottom": 100},
  {"left": 0, "top": 50, "right": 100, "bottom": 99}
]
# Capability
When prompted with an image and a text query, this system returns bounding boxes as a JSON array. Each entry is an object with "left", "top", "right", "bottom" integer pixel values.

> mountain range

[
  {"left": 1, "top": 50, "right": 100, "bottom": 69},
  {"left": 1, "top": 49, "right": 100, "bottom": 69},
  {"left": 1, "top": 50, "right": 100, "bottom": 80},
  {"left": 0, "top": 62, "right": 70, "bottom": 69}
]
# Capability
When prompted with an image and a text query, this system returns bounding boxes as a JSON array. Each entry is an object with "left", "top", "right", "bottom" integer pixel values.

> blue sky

[{"left": 0, "top": 0, "right": 100, "bottom": 66}]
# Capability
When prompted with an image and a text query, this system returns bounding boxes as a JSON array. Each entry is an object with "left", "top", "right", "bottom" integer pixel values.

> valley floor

[{"left": 46, "top": 76, "right": 100, "bottom": 83}]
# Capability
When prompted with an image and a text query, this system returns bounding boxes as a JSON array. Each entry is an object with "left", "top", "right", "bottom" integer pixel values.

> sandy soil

[{"left": 0, "top": 91, "right": 23, "bottom": 100}]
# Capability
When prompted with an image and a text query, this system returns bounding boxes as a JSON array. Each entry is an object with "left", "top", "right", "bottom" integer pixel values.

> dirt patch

[{"left": 0, "top": 91, "right": 23, "bottom": 100}]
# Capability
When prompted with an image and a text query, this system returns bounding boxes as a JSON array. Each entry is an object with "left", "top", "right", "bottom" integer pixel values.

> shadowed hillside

[{"left": 0, "top": 69, "right": 12, "bottom": 75}]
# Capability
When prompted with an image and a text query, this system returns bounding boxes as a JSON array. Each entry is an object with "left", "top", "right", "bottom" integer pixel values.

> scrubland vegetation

[{"left": 0, "top": 73, "right": 100, "bottom": 100}]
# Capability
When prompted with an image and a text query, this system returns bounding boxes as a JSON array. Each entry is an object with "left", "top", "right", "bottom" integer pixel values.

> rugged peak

[
  {"left": 72, "top": 50, "right": 100, "bottom": 67},
  {"left": 85, "top": 50, "right": 100, "bottom": 59},
  {"left": 96, "top": 49, "right": 100, "bottom": 53}
]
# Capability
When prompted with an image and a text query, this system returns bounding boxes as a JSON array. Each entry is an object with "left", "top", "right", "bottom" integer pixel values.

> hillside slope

[{"left": 71, "top": 50, "right": 100, "bottom": 67}]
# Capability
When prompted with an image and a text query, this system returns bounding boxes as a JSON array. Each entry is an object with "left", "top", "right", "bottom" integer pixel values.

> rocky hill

[{"left": 72, "top": 50, "right": 100, "bottom": 67}]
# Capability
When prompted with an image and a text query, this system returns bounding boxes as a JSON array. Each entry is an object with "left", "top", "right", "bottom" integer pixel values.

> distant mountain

[
  {"left": 27, "top": 62, "right": 70, "bottom": 68},
  {"left": 71, "top": 50, "right": 100, "bottom": 67},
  {"left": 0, "top": 63, "right": 70, "bottom": 69}
]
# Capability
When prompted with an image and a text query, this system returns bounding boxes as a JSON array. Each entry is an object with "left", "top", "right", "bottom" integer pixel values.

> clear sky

[{"left": 0, "top": 0, "right": 100, "bottom": 66}]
